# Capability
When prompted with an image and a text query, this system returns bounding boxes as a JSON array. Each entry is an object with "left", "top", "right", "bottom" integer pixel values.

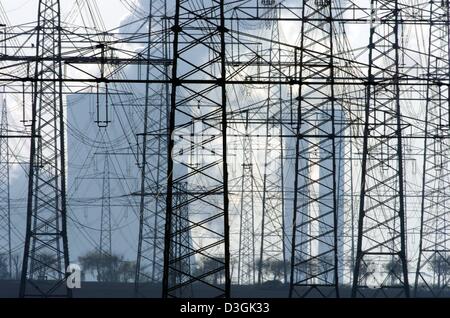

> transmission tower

[
  {"left": 414, "top": 0, "right": 450, "bottom": 297},
  {"left": 169, "top": 182, "right": 193, "bottom": 297},
  {"left": 100, "top": 151, "right": 112, "bottom": 257},
  {"left": 2, "top": 0, "right": 449, "bottom": 300},
  {"left": 258, "top": 5, "right": 287, "bottom": 285},
  {"left": 20, "top": 0, "right": 71, "bottom": 298},
  {"left": 352, "top": 0, "right": 410, "bottom": 298},
  {"left": 290, "top": 0, "right": 340, "bottom": 298},
  {"left": 135, "top": 0, "right": 169, "bottom": 292},
  {"left": 163, "top": 0, "right": 230, "bottom": 298},
  {"left": 0, "top": 91, "right": 11, "bottom": 278},
  {"left": 238, "top": 112, "right": 256, "bottom": 286}
]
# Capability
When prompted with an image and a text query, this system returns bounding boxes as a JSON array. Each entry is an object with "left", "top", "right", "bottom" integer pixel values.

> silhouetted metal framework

[
  {"left": 258, "top": 7, "right": 287, "bottom": 284},
  {"left": 238, "top": 112, "right": 256, "bottom": 285},
  {"left": 352, "top": 0, "right": 410, "bottom": 298},
  {"left": 170, "top": 182, "right": 193, "bottom": 297},
  {"left": 100, "top": 150, "right": 112, "bottom": 257},
  {"left": 414, "top": 0, "right": 450, "bottom": 297},
  {"left": 135, "top": 0, "right": 170, "bottom": 291},
  {"left": 290, "top": 0, "right": 340, "bottom": 298},
  {"left": 3, "top": 0, "right": 450, "bottom": 300},
  {"left": 162, "top": 0, "right": 230, "bottom": 298},
  {"left": 0, "top": 91, "right": 11, "bottom": 278},
  {"left": 20, "top": 0, "right": 71, "bottom": 298}
]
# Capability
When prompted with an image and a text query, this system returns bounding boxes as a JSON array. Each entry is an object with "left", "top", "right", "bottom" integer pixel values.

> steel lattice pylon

[
  {"left": 162, "top": 0, "right": 230, "bottom": 298},
  {"left": 20, "top": 0, "right": 71, "bottom": 298},
  {"left": 238, "top": 112, "right": 256, "bottom": 286},
  {"left": 135, "top": 0, "right": 170, "bottom": 291},
  {"left": 0, "top": 92, "right": 11, "bottom": 278},
  {"left": 1, "top": 0, "right": 450, "bottom": 300},
  {"left": 414, "top": 0, "right": 450, "bottom": 297},
  {"left": 100, "top": 149, "right": 112, "bottom": 257},
  {"left": 258, "top": 7, "right": 287, "bottom": 285},
  {"left": 352, "top": 0, "right": 410, "bottom": 298},
  {"left": 290, "top": 0, "right": 340, "bottom": 298},
  {"left": 170, "top": 182, "right": 193, "bottom": 297}
]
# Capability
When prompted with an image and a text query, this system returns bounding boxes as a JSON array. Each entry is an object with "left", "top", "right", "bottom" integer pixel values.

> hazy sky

[
  {"left": 1, "top": 0, "right": 423, "bottom": 284},
  {"left": 1, "top": 0, "right": 130, "bottom": 29},
  {"left": 0, "top": 0, "right": 143, "bottom": 269}
]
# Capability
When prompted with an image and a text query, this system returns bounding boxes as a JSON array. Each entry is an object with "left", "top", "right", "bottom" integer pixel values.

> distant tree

[
  {"left": 197, "top": 257, "right": 225, "bottom": 285},
  {"left": 358, "top": 261, "right": 375, "bottom": 286},
  {"left": 118, "top": 260, "right": 136, "bottom": 283},
  {"left": 428, "top": 254, "right": 450, "bottom": 288},
  {"left": 79, "top": 251, "right": 121, "bottom": 282},
  {"left": 79, "top": 250, "right": 137, "bottom": 283},
  {"left": 255, "top": 258, "right": 268, "bottom": 281},
  {"left": 12, "top": 254, "right": 21, "bottom": 280},
  {"left": 266, "top": 259, "right": 287, "bottom": 282},
  {"left": 0, "top": 254, "right": 24, "bottom": 280},
  {"left": 383, "top": 259, "right": 404, "bottom": 286},
  {"left": 0, "top": 255, "right": 9, "bottom": 279},
  {"left": 256, "top": 259, "right": 289, "bottom": 283}
]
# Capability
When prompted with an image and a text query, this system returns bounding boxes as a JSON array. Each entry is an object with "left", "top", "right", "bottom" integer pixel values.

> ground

[{"left": 0, "top": 281, "right": 449, "bottom": 298}]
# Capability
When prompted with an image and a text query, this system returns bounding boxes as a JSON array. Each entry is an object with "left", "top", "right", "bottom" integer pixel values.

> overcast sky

[
  {"left": 0, "top": 0, "right": 142, "bottom": 269},
  {"left": 1, "top": 0, "right": 130, "bottom": 29}
]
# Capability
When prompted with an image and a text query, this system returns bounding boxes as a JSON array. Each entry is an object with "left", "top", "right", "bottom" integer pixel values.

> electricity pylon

[{"left": 20, "top": 0, "right": 71, "bottom": 298}]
